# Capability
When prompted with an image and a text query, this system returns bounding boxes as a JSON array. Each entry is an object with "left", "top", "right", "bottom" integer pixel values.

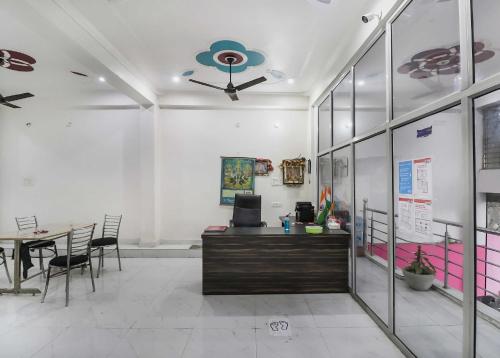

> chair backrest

[
  {"left": 68, "top": 224, "right": 96, "bottom": 257},
  {"left": 232, "top": 194, "right": 262, "bottom": 227},
  {"left": 102, "top": 214, "right": 123, "bottom": 239},
  {"left": 15, "top": 216, "right": 38, "bottom": 231}
]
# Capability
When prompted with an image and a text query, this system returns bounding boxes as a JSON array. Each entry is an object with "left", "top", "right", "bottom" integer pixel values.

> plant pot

[{"left": 403, "top": 269, "right": 435, "bottom": 291}]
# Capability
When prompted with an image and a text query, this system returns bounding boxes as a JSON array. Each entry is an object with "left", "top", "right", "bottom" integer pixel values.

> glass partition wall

[
  {"left": 393, "top": 107, "right": 465, "bottom": 357},
  {"left": 354, "top": 135, "right": 389, "bottom": 325},
  {"left": 315, "top": 0, "right": 500, "bottom": 356},
  {"left": 473, "top": 90, "right": 500, "bottom": 358}
]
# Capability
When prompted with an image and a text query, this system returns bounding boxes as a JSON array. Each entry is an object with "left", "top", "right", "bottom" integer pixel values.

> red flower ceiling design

[
  {"left": 398, "top": 42, "right": 494, "bottom": 79},
  {"left": 0, "top": 49, "right": 36, "bottom": 72}
]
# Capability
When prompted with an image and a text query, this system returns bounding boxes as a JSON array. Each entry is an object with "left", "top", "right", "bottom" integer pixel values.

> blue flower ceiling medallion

[{"left": 196, "top": 40, "right": 265, "bottom": 73}]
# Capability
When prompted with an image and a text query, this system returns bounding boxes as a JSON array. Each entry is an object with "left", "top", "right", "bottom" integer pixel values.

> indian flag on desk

[{"left": 316, "top": 186, "right": 332, "bottom": 225}]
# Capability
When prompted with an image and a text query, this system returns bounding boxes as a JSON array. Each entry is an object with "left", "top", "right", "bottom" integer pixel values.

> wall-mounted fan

[
  {"left": 0, "top": 92, "right": 34, "bottom": 108},
  {"left": 189, "top": 57, "right": 266, "bottom": 101}
]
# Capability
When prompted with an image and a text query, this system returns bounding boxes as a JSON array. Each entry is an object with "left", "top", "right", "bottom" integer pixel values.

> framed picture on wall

[
  {"left": 281, "top": 158, "right": 306, "bottom": 185},
  {"left": 220, "top": 157, "right": 256, "bottom": 205},
  {"left": 255, "top": 158, "right": 273, "bottom": 176}
]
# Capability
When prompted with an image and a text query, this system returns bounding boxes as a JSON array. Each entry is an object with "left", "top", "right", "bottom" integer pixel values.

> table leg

[{"left": 0, "top": 241, "right": 41, "bottom": 295}]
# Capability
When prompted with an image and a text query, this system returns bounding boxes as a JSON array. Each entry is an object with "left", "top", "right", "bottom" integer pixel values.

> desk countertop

[{"left": 201, "top": 226, "right": 348, "bottom": 238}]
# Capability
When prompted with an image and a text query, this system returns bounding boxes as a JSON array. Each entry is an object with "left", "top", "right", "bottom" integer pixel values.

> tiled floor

[
  {"left": 0, "top": 258, "right": 404, "bottom": 358},
  {"left": 356, "top": 257, "right": 500, "bottom": 358}
]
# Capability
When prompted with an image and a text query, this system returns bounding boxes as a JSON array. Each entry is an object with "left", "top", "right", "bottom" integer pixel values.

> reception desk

[{"left": 201, "top": 226, "right": 349, "bottom": 295}]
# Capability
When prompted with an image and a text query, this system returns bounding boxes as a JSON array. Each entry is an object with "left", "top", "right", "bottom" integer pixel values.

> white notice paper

[
  {"left": 398, "top": 157, "right": 433, "bottom": 242},
  {"left": 413, "top": 158, "right": 432, "bottom": 200},
  {"left": 398, "top": 197, "right": 415, "bottom": 237},
  {"left": 414, "top": 199, "right": 433, "bottom": 241}
]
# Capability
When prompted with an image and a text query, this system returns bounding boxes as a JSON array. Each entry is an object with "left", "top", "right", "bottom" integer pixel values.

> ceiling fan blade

[
  {"left": 1, "top": 102, "right": 21, "bottom": 109},
  {"left": 235, "top": 76, "right": 267, "bottom": 91},
  {"left": 189, "top": 79, "right": 225, "bottom": 91},
  {"left": 226, "top": 91, "right": 239, "bottom": 101},
  {"left": 3, "top": 92, "right": 34, "bottom": 102}
]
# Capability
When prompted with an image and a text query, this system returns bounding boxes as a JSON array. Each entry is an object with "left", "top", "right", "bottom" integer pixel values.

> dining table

[{"left": 0, "top": 223, "right": 91, "bottom": 295}]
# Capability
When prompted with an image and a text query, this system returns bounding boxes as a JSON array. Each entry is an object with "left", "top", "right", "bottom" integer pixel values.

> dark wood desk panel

[{"left": 201, "top": 226, "right": 349, "bottom": 295}]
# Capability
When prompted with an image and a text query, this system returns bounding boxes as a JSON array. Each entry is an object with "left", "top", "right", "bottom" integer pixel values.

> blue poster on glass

[{"left": 399, "top": 161, "right": 413, "bottom": 195}]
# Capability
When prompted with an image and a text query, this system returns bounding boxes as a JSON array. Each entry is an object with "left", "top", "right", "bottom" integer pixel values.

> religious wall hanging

[
  {"left": 255, "top": 158, "right": 273, "bottom": 176},
  {"left": 220, "top": 157, "right": 256, "bottom": 205},
  {"left": 280, "top": 157, "right": 306, "bottom": 185}
]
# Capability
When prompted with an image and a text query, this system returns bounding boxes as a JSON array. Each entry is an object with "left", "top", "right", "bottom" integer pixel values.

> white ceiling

[
  {"left": 67, "top": 0, "right": 379, "bottom": 95},
  {"left": 0, "top": 4, "right": 136, "bottom": 111}
]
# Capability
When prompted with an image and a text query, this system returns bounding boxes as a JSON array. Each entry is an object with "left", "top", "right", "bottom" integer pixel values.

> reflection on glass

[
  {"left": 393, "top": 106, "right": 464, "bottom": 357},
  {"left": 333, "top": 74, "right": 353, "bottom": 145},
  {"left": 354, "top": 134, "right": 388, "bottom": 324},
  {"left": 318, "top": 153, "right": 332, "bottom": 217},
  {"left": 332, "top": 147, "right": 351, "bottom": 232},
  {"left": 473, "top": 0, "right": 500, "bottom": 82},
  {"left": 318, "top": 96, "right": 332, "bottom": 151},
  {"left": 392, "top": 0, "right": 460, "bottom": 118},
  {"left": 474, "top": 90, "right": 500, "bottom": 358},
  {"left": 355, "top": 35, "right": 386, "bottom": 136}
]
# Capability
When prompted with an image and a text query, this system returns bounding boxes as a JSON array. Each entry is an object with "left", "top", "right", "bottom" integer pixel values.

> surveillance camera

[{"left": 362, "top": 12, "right": 381, "bottom": 24}]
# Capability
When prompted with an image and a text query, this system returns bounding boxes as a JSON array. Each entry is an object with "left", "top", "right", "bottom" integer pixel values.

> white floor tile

[
  {"left": 0, "top": 258, "right": 407, "bottom": 358},
  {"left": 107, "top": 328, "right": 192, "bottom": 358},
  {"left": 320, "top": 327, "right": 404, "bottom": 358},
  {"left": 181, "top": 328, "right": 256, "bottom": 358},
  {"left": 256, "top": 327, "right": 331, "bottom": 358}
]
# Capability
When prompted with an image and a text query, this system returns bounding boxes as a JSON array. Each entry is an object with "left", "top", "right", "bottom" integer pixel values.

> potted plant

[{"left": 403, "top": 245, "right": 436, "bottom": 291}]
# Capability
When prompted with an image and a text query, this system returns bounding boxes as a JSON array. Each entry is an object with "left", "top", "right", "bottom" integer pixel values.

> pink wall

[{"left": 369, "top": 236, "right": 500, "bottom": 297}]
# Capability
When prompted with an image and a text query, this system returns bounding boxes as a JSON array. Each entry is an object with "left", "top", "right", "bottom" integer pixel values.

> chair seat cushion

[
  {"left": 49, "top": 255, "right": 88, "bottom": 267},
  {"left": 91, "top": 237, "right": 117, "bottom": 247},
  {"left": 28, "top": 240, "right": 56, "bottom": 249}
]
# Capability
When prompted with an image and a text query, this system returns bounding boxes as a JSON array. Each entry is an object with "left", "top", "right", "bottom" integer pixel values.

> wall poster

[
  {"left": 398, "top": 157, "right": 433, "bottom": 242},
  {"left": 220, "top": 157, "right": 255, "bottom": 205}
]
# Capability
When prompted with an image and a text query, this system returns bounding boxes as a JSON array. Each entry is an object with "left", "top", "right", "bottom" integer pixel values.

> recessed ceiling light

[
  {"left": 98, "top": 76, "right": 106, "bottom": 83},
  {"left": 357, "top": 80, "right": 366, "bottom": 86},
  {"left": 287, "top": 78, "right": 295, "bottom": 84},
  {"left": 172, "top": 76, "right": 181, "bottom": 83}
]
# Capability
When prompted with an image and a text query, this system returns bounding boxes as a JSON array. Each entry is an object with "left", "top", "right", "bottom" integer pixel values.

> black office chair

[
  {"left": 90, "top": 214, "right": 123, "bottom": 278},
  {"left": 230, "top": 194, "right": 267, "bottom": 227},
  {"left": 41, "top": 224, "right": 96, "bottom": 307},
  {"left": 0, "top": 247, "right": 12, "bottom": 284},
  {"left": 15, "top": 216, "right": 58, "bottom": 278}
]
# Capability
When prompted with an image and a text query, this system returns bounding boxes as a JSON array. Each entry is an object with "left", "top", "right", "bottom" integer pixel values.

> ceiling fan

[
  {"left": 0, "top": 92, "right": 34, "bottom": 108},
  {"left": 189, "top": 57, "right": 267, "bottom": 101}
]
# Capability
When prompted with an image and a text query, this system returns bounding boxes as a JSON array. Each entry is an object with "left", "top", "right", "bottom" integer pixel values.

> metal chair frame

[
  {"left": 91, "top": 214, "right": 123, "bottom": 278},
  {"left": 41, "top": 224, "right": 96, "bottom": 307},
  {"left": 0, "top": 248, "right": 12, "bottom": 284},
  {"left": 15, "top": 216, "right": 58, "bottom": 278}
]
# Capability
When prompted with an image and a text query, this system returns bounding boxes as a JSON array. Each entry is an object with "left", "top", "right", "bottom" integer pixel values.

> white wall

[
  {"left": 0, "top": 91, "right": 313, "bottom": 245},
  {"left": 0, "top": 105, "right": 143, "bottom": 244},
  {"left": 159, "top": 107, "right": 312, "bottom": 242}
]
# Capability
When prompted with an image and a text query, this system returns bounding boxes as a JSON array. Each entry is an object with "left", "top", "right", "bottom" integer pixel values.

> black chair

[
  {"left": 15, "top": 216, "right": 58, "bottom": 278},
  {"left": 0, "top": 247, "right": 12, "bottom": 284},
  {"left": 41, "top": 224, "right": 96, "bottom": 307},
  {"left": 230, "top": 194, "right": 267, "bottom": 227},
  {"left": 91, "top": 214, "right": 123, "bottom": 278}
]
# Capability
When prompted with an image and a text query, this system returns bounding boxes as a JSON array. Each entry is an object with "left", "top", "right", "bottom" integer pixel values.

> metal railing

[{"left": 361, "top": 199, "right": 500, "bottom": 300}]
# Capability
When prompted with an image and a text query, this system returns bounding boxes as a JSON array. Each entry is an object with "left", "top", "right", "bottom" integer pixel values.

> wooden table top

[
  {"left": 202, "top": 225, "right": 349, "bottom": 238},
  {"left": 0, "top": 223, "right": 93, "bottom": 241}
]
